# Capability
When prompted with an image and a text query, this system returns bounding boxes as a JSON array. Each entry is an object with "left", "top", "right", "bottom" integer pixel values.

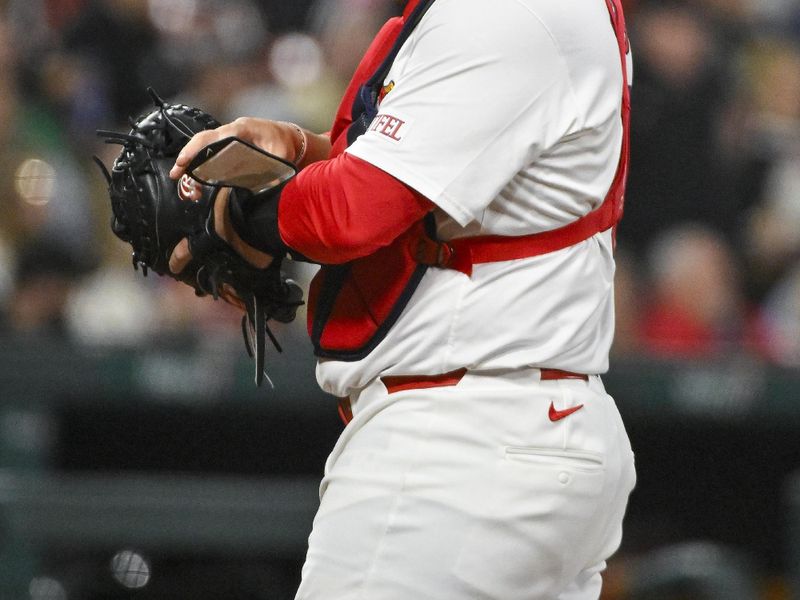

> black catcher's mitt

[{"left": 95, "top": 89, "right": 303, "bottom": 386}]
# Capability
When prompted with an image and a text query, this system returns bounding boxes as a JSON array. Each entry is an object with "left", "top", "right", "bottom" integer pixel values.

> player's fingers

[
  {"left": 220, "top": 284, "right": 246, "bottom": 312},
  {"left": 170, "top": 117, "right": 271, "bottom": 179},
  {"left": 168, "top": 237, "right": 192, "bottom": 274},
  {"left": 169, "top": 126, "right": 233, "bottom": 179}
]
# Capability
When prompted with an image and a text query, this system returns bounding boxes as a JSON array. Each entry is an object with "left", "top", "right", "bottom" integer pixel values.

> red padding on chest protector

[{"left": 308, "top": 220, "right": 428, "bottom": 353}]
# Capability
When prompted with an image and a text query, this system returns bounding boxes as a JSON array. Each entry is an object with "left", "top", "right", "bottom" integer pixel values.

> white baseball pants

[{"left": 295, "top": 368, "right": 636, "bottom": 600}]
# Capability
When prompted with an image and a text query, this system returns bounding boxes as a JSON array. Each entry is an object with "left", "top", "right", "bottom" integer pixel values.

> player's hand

[
  {"left": 169, "top": 118, "right": 309, "bottom": 180},
  {"left": 168, "top": 186, "right": 273, "bottom": 275}
]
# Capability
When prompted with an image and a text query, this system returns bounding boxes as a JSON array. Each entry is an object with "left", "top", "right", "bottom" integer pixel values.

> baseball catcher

[
  {"left": 95, "top": 0, "right": 636, "bottom": 595},
  {"left": 94, "top": 88, "right": 303, "bottom": 385}
]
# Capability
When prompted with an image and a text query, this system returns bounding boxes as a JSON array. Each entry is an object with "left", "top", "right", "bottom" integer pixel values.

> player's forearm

[
  {"left": 230, "top": 153, "right": 432, "bottom": 264},
  {"left": 279, "top": 154, "right": 432, "bottom": 264},
  {"left": 296, "top": 130, "right": 333, "bottom": 170}
]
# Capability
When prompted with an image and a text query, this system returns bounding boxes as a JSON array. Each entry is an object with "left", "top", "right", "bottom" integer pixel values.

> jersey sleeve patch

[{"left": 367, "top": 112, "right": 412, "bottom": 143}]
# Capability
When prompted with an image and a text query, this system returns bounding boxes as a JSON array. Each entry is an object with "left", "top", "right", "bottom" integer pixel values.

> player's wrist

[
  {"left": 227, "top": 186, "right": 291, "bottom": 259},
  {"left": 278, "top": 122, "right": 307, "bottom": 165}
]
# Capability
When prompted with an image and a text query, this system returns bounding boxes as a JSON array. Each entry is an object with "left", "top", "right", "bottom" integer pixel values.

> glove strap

[
  {"left": 240, "top": 290, "right": 287, "bottom": 387},
  {"left": 228, "top": 187, "right": 291, "bottom": 258}
]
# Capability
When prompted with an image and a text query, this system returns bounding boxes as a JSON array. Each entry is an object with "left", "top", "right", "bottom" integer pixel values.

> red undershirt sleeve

[{"left": 277, "top": 153, "right": 434, "bottom": 265}]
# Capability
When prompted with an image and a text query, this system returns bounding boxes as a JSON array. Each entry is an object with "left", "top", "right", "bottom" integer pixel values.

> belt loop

[
  {"left": 381, "top": 367, "right": 468, "bottom": 394},
  {"left": 415, "top": 237, "right": 456, "bottom": 268},
  {"left": 337, "top": 397, "right": 353, "bottom": 425},
  {"left": 436, "top": 241, "right": 455, "bottom": 268},
  {"left": 540, "top": 368, "right": 589, "bottom": 382}
]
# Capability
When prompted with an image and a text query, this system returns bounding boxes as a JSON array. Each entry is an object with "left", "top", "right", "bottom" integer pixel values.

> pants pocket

[
  {"left": 450, "top": 446, "right": 608, "bottom": 598},
  {"left": 504, "top": 446, "right": 605, "bottom": 472}
]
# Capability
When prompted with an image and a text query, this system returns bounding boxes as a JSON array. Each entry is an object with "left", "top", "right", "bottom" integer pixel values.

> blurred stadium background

[{"left": 0, "top": 0, "right": 799, "bottom": 598}]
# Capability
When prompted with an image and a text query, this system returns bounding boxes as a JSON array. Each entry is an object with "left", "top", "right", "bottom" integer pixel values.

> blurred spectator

[
  {"left": 63, "top": 243, "right": 161, "bottom": 346},
  {"left": 227, "top": 31, "right": 338, "bottom": 132},
  {"left": 234, "top": 0, "right": 401, "bottom": 132},
  {"left": 58, "top": 0, "right": 160, "bottom": 126},
  {"left": 618, "top": 1, "right": 744, "bottom": 255},
  {"left": 259, "top": 1, "right": 317, "bottom": 33},
  {"left": 738, "top": 38, "right": 800, "bottom": 301},
  {"left": 638, "top": 223, "right": 760, "bottom": 358},
  {"left": 147, "top": 0, "right": 272, "bottom": 120},
  {"left": 63, "top": 257, "right": 250, "bottom": 347},
  {"left": 0, "top": 9, "right": 98, "bottom": 279},
  {"left": 307, "top": 0, "right": 397, "bottom": 84},
  {"left": 759, "top": 262, "right": 800, "bottom": 366},
  {"left": 7, "top": 239, "right": 86, "bottom": 336},
  {"left": 745, "top": 0, "right": 800, "bottom": 37},
  {"left": 745, "top": 156, "right": 800, "bottom": 298},
  {"left": 611, "top": 247, "right": 645, "bottom": 358},
  {"left": 0, "top": 233, "right": 16, "bottom": 328}
]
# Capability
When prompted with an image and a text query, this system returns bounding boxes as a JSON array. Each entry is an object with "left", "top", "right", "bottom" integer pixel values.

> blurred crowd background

[
  {"left": 1, "top": 0, "right": 800, "bottom": 598},
  {"left": 0, "top": 0, "right": 799, "bottom": 365}
]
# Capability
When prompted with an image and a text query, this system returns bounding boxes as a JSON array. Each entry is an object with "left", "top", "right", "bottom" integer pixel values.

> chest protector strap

[
  {"left": 308, "top": 0, "right": 630, "bottom": 360},
  {"left": 416, "top": 0, "right": 630, "bottom": 277}
]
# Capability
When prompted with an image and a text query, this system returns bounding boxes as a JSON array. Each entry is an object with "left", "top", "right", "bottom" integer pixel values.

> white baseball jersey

[{"left": 316, "top": 0, "right": 629, "bottom": 398}]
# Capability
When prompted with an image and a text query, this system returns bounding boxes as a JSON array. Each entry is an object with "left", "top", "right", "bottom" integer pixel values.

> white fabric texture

[
  {"left": 296, "top": 372, "right": 636, "bottom": 600},
  {"left": 298, "top": 1, "right": 636, "bottom": 598},
  {"left": 320, "top": 0, "right": 626, "bottom": 397}
]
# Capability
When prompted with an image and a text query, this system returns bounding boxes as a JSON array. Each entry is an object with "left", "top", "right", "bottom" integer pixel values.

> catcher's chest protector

[{"left": 308, "top": 0, "right": 630, "bottom": 361}]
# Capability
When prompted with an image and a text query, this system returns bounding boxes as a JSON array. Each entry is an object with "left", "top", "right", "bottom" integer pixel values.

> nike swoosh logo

[{"left": 548, "top": 402, "right": 584, "bottom": 422}]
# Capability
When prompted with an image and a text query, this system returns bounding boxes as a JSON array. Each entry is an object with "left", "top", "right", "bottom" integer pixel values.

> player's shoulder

[
  {"left": 421, "top": 0, "right": 612, "bottom": 51},
  {"left": 426, "top": 0, "right": 607, "bottom": 22},
  {"left": 424, "top": 0, "right": 544, "bottom": 29},
  {"left": 417, "top": 0, "right": 561, "bottom": 57}
]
